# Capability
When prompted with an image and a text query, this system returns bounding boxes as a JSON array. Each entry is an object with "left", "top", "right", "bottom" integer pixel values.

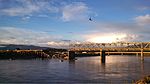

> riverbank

[
  {"left": 135, "top": 75, "right": 150, "bottom": 84},
  {"left": 0, "top": 50, "right": 68, "bottom": 60},
  {"left": 0, "top": 50, "right": 49, "bottom": 59}
]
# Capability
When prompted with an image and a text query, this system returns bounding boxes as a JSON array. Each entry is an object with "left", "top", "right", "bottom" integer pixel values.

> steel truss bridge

[
  {"left": 68, "top": 42, "right": 150, "bottom": 61},
  {"left": 69, "top": 42, "right": 150, "bottom": 57},
  {"left": 69, "top": 42, "right": 150, "bottom": 51}
]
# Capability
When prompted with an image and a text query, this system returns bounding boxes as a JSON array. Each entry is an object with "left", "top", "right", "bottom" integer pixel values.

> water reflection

[
  {"left": 0, "top": 56, "right": 149, "bottom": 83},
  {"left": 140, "top": 60, "right": 144, "bottom": 78},
  {"left": 67, "top": 56, "right": 149, "bottom": 83},
  {"left": 68, "top": 60, "right": 75, "bottom": 73}
]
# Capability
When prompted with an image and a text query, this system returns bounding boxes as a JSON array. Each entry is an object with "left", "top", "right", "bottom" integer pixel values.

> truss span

[{"left": 69, "top": 42, "right": 150, "bottom": 51}]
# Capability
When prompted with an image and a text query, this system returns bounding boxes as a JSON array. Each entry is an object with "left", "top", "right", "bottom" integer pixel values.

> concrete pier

[
  {"left": 107, "top": 52, "right": 110, "bottom": 56},
  {"left": 69, "top": 51, "right": 75, "bottom": 60},
  {"left": 136, "top": 53, "right": 138, "bottom": 56},
  {"left": 100, "top": 49, "right": 106, "bottom": 63}
]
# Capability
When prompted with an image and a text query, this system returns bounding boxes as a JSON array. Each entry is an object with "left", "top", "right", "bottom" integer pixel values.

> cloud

[
  {"left": 85, "top": 21, "right": 143, "bottom": 37},
  {"left": 38, "top": 14, "right": 49, "bottom": 18},
  {"left": 61, "top": 2, "right": 89, "bottom": 22},
  {"left": 0, "top": 27, "right": 62, "bottom": 47},
  {"left": 22, "top": 16, "right": 31, "bottom": 21},
  {"left": 1, "top": 6, "right": 39, "bottom": 16},
  {"left": 0, "top": 0, "right": 59, "bottom": 16},
  {"left": 82, "top": 33, "right": 138, "bottom": 43},
  {"left": 137, "top": 6, "right": 150, "bottom": 11},
  {"left": 78, "top": 14, "right": 150, "bottom": 43},
  {"left": 1, "top": 0, "right": 39, "bottom": 16},
  {"left": 134, "top": 14, "right": 150, "bottom": 26},
  {"left": 47, "top": 40, "right": 70, "bottom": 48},
  {"left": 0, "top": 0, "right": 94, "bottom": 22}
]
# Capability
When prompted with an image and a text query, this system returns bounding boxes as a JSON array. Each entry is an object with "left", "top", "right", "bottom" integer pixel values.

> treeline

[
  {"left": 0, "top": 51, "right": 48, "bottom": 59},
  {"left": 0, "top": 48, "right": 67, "bottom": 59}
]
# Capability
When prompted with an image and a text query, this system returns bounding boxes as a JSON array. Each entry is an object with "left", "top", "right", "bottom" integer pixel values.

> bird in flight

[{"left": 89, "top": 17, "right": 92, "bottom": 21}]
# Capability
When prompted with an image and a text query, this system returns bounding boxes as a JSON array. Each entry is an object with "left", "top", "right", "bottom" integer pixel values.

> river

[{"left": 0, "top": 55, "right": 150, "bottom": 83}]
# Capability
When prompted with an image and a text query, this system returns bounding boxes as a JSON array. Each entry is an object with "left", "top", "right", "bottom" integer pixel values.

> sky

[{"left": 0, "top": 0, "right": 150, "bottom": 47}]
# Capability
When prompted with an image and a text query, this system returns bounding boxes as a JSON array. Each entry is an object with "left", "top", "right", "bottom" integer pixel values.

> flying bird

[{"left": 89, "top": 17, "right": 92, "bottom": 21}]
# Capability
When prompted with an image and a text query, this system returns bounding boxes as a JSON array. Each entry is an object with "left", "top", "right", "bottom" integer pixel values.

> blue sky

[{"left": 0, "top": 0, "right": 150, "bottom": 47}]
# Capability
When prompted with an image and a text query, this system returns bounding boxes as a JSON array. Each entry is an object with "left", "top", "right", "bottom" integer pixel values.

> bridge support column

[
  {"left": 121, "top": 53, "right": 123, "bottom": 55},
  {"left": 136, "top": 53, "right": 138, "bottom": 56},
  {"left": 141, "top": 49, "right": 144, "bottom": 61},
  {"left": 100, "top": 49, "right": 106, "bottom": 63},
  {"left": 69, "top": 51, "right": 75, "bottom": 60},
  {"left": 108, "top": 52, "right": 110, "bottom": 56}
]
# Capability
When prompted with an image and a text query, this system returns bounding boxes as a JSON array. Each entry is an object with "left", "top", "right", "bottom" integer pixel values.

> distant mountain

[{"left": 0, "top": 44, "right": 49, "bottom": 50}]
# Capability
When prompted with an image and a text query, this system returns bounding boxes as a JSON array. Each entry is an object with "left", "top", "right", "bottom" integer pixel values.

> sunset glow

[{"left": 87, "top": 33, "right": 127, "bottom": 43}]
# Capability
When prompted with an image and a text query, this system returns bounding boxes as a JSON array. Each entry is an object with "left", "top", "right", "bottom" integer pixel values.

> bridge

[{"left": 68, "top": 42, "right": 150, "bottom": 63}]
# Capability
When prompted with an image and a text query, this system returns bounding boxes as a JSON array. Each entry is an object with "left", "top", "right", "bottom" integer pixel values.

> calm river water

[{"left": 0, "top": 55, "right": 150, "bottom": 83}]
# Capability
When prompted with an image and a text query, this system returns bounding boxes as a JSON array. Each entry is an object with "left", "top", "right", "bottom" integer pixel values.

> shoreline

[{"left": 135, "top": 75, "right": 150, "bottom": 84}]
